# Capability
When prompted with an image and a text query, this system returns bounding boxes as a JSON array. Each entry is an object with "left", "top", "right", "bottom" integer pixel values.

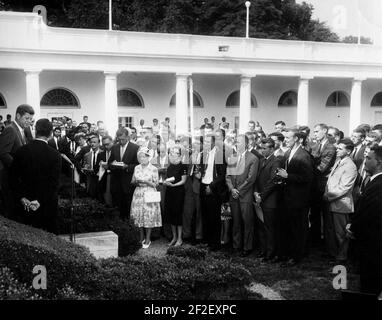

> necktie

[
  {"left": 21, "top": 130, "right": 26, "bottom": 145},
  {"left": 93, "top": 151, "right": 97, "bottom": 170},
  {"left": 351, "top": 147, "right": 358, "bottom": 159},
  {"left": 317, "top": 143, "right": 322, "bottom": 155},
  {"left": 106, "top": 151, "right": 111, "bottom": 162}
]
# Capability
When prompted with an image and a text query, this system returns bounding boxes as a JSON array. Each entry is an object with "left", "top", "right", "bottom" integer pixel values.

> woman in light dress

[{"left": 130, "top": 147, "right": 162, "bottom": 249}]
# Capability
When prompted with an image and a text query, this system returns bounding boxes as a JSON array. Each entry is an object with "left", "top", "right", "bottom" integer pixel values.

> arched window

[
  {"left": 118, "top": 88, "right": 144, "bottom": 108},
  {"left": 0, "top": 93, "right": 6, "bottom": 108},
  {"left": 371, "top": 92, "right": 382, "bottom": 107},
  {"left": 169, "top": 91, "right": 203, "bottom": 108},
  {"left": 225, "top": 90, "right": 257, "bottom": 108},
  {"left": 326, "top": 91, "right": 350, "bottom": 107},
  {"left": 40, "top": 88, "right": 80, "bottom": 108},
  {"left": 278, "top": 90, "right": 297, "bottom": 107}
]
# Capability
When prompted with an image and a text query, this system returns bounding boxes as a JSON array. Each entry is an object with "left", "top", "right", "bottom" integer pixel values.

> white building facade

[{"left": 1, "top": 11, "right": 382, "bottom": 135}]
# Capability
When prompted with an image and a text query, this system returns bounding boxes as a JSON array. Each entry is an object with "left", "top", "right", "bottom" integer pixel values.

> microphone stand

[{"left": 61, "top": 153, "right": 76, "bottom": 243}]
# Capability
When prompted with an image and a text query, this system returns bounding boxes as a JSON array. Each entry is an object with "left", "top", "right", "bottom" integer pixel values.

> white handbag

[{"left": 144, "top": 191, "right": 161, "bottom": 203}]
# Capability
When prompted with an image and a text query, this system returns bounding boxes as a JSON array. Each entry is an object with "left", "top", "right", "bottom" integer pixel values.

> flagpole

[
  {"left": 109, "top": 0, "right": 112, "bottom": 31},
  {"left": 357, "top": 0, "right": 361, "bottom": 44}
]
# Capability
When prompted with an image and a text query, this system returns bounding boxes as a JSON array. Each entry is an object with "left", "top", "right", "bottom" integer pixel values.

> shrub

[
  {"left": 0, "top": 216, "right": 101, "bottom": 299},
  {"left": 0, "top": 266, "right": 41, "bottom": 300},
  {"left": 0, "top": 216, "right": 252, "bottom": 300},
  {"left": 57, "top": 198, "right": 140, "bottom": 256},
  {"left": 92, "top": 250, "right": 252, "bottom": 300}
]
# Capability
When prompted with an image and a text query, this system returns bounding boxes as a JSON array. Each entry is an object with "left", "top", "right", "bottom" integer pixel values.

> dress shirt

[
  {"left": 120, "top": 142, "right": 128, "bottom": 160},
  {"left": 15, "top": 121, "right": 26, "bottom": 144},
  {"left": 202, "top": 147, "right": 216, "bottom": 185},
  {"left": 288, "top": 144, "right": 301, "bottom": 164}
]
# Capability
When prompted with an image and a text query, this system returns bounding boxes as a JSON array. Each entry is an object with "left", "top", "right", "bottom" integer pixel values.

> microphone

[{"left": 61, "top": 153, "right": 75, "bottom": 169}]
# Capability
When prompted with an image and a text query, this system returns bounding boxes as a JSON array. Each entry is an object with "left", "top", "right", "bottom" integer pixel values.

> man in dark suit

[
  {"left": 0, "top": 104, "right": 34, "bottom": 218},
  {"left": 276, "top": 128, "right": 314, "bottom": 265},
  {"left": 255, "top": 138, "right": 284, "bottom": 261},
  {"left": 348, "top": 145, "right": 382, "bottom": 296},
  {"left": 226, "top": 134, "right": 259, "bottom": 256},
  {"left": 350, "top": 128, "right": 366, "bottom": 170},
  {"left": 200, "top": 133, "right": 228, "bottom": 251},
  {"left": 10, "top": 118, "right": 61, "bottom": 233},
  {"left": 310, "top": 123, "right": 337, "bottom": 247},
  {"left": 182, "top": 137, "right": 203, "bottom": 243},
  {"left": 97, "top": 135, "right": 114, "bottom": 206},
  {"left": 82, "top": 135, "right": 102, "bottom": 199},
  {"left": 108, "top": 127, "right": 139, "bottom": 220}
]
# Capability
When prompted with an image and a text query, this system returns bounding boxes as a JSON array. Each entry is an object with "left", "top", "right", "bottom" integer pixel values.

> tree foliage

[
  {"left": 1, "top": 0, "right": 340, "bottom": 42},
  {"left": 342, "top": 35, "right": 373, "bottom": 45}
]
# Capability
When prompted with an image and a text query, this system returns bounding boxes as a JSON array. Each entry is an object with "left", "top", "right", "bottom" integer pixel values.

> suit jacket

[
  {"left": 311, "top": 140, "right": 336, "bottom": 177},
  {"left": 351, "top": 144, "right": 366, "bottom": 170},
  {"left": 255, "top": 154, "right": 284, "bottom": 209},
  {"left": 283, "top": 146, "right": 314, "bottom": 208},
  {"left": 24, "top": 126, "right": 34, "bottom": 143},
  {"left": 74, "top": 145, "right": 91, "bottom": 172},
  {"left": 10, "top": 140, "right": 61, "bottom": 231},
  {"left": 325, "top": 156, "right": 357, "bottom": 213},
  {"left": 0, "top": 121, "right": 26, "bottom": 169},
  {"left": 350, "top": 174, "right": 382, "bottom": 276},
  {"left": 199, "top": 148, "right": 228, "bottom": 202},
  {"left": 108, "top": 141, "right": 139, "bottom": 194},
  {"left": 226, "top": 150, "right": 258, "bottom": 203},
  {"left": 83, "top": 149, "right": 102, "bottom": 173}
]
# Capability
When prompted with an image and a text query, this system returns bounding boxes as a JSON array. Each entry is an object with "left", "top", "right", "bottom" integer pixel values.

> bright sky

[{"left": 297, "top": 0, "right": 382, "bottom": 44}]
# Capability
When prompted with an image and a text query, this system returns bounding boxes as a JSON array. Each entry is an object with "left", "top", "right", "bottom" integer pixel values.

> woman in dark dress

[{"left": 163, "top": 146, "right": 187, "bottom": 246}]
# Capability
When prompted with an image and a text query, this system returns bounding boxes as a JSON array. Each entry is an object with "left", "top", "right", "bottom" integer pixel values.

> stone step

[{"left": 59, "top": 231, "right": 118, "bottom": 259}]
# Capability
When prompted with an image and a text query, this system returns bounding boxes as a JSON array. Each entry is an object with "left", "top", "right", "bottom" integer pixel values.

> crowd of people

[{"left": 1, "top": 105, "right": 382, "bottom": 296}]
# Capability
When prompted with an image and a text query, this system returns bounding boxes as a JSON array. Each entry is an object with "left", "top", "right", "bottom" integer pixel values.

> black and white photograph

[{"left": 1, "top": 0, "right": 382, "bottom": 310}]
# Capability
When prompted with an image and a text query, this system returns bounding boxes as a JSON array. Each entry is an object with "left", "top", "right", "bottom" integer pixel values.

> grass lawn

[{"left": 209, "top": 245, "right": 360, "bottom": 300}]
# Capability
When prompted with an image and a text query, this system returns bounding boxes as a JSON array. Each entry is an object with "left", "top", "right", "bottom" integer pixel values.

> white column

[
  {"left": 349, "top": 78, "right": 364, "bottom": 134},
  {"left": 175, "top": 73, "right": 190, "bottom": 136},
  {"left": 297, "top": 76, "right": 313, "bottom": 126},
  {"left": 239, "top": 75, "right": 252, "bottom": 134},
  {"left": 104, "top": 72, "right": 119, "bottom": 137},
  {"left": 189, "top": 77, "right": 194, "bottom": 137},
  {"left": 25, "top": 69, "right": 41, "bottom": 120}
]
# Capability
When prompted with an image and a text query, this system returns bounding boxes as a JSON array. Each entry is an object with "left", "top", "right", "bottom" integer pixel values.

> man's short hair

[
  {"left": 236, "top": 134, "right": 249, "bottom": 146},
  {"left": 261, "top": 137, "right": 275, "bottom": 149},
  {"left": 353, "top": 128, "right": 366, "bottom": 139},
  {"left": 89, "top": 135, "right": 100, "bottom": 143},
  {"left": 248, "top": 120, "right": 255, "bottom": 125},
  {"left": 328, "top": 126, "right": 340, "bottom": 136},
  {"left": 314, "top": 123, "right": 329, "bottom": 131},
  {"left": 116, "top": 127, "right": 129, "bottom": 137},
  {"left": 356, "top": 124, "right": 371, "bottom": 134},
  {"left": 35, "top": 119, "right": 53, "bottom": 138},
  {"left": 165, "top": 117, "right": 170, "bottom": 121},
  {"left": 372, "top": 124, "right": 382, "bottom": 131},
  {"left": 338, "top": 138, "right": 355, "bottom": 153},
  {"left": 16, "top": 104, "right": 34, "bottom": 117},
  {"left": 299, "top": 125, "right": 311, "bottom": 136},
  {"left": 102, "top": 135, "right": 113, "bottom": 142},
  {"left": 275, "top": 120, "right": 286, "bottom": 126},
  {"left": 269, "top": 131, "right": 285, "bottom": 142},
  {"left": 367, "top": 131, "right": 382, "bottom": 142},
  {"left": 53, "top": 126, "right": 61, "bottom": 132},
  {"left": 370, "top": 145, "right": 382, "bottom": 163},
  {"left": 74, "top": 132, "right": 86, "bottom": 142}
]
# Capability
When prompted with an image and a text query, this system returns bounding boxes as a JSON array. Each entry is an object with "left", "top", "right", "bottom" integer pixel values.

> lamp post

[{"left": 245, "top": 1, "right": 251, "bottom": 39}]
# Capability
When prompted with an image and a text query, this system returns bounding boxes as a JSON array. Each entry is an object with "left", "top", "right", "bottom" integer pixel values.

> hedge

[
  {"left": 57, "top": 198, "right": 141, "bottom": 256},
  {"left": 0, "top": 216, "right": 253, "bottom": 300}
]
